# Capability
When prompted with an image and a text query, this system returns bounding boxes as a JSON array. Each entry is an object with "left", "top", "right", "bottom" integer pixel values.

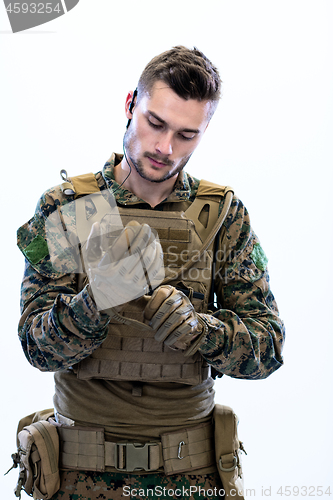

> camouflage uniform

[
  {"left": 51, "top": 470, "right": 225, "bottom": 499},
  {"left": 17, "top": 153, "right": 285, "bottom": 499}
]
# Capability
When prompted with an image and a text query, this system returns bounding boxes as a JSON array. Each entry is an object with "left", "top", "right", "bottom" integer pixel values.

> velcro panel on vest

[
  {"left": 57, "top": 426, "right": 105, "bottom": 472},
  {"left": 69, "top": 173, "right": 100, "bottom": 196},
  {"left": 161, "top": 422, "right": 215, "bottom": 475},
  {"left": 101, "top": 210, "right": 201, "bottom": 271}
]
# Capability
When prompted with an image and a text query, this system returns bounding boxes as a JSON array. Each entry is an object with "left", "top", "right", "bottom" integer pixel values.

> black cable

[{"left": 110, "top": 134, "right": 132, "bottom": 195}]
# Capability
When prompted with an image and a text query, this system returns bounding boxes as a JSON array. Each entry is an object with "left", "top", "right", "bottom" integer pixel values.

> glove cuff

[{"left": 183, "top": 314, "right": 210, "bottom": 357}]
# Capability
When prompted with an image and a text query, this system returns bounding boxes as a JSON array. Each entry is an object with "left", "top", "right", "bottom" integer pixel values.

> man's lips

[{"left": 147, "top": 156, "right": 169, "bottom": 168}]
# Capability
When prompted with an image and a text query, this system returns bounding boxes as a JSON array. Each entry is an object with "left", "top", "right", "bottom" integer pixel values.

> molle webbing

[
  {"left": 76, "top": 319, "right": 210, "bottom": 384},
  {"left": 76, "top": 291, "right": 210, "bottom": 385},
  {"left": 54, "top": 419, "right": 214, "bottom": 475}
]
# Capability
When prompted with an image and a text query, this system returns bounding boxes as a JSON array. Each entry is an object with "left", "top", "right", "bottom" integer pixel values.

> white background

[{"left": 1, "top": 0, "right": 332, "bottom": 498}]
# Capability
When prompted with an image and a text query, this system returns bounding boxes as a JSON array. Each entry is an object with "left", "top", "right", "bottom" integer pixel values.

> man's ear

[{"left": 125, "top": 89, "right": 138, "bottom": 120}]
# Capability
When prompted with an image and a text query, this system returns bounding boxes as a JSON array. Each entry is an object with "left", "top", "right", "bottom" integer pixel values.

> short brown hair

[{"left": 137, "top": 46, "right": 222, "bottom": 120}]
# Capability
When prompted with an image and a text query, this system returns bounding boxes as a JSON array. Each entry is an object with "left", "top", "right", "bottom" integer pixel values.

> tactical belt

[{"left": 52, "top": 417, "right": 215, "bottom": 476}]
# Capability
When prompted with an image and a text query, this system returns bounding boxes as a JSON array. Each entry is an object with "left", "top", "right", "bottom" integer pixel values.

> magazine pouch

[
  {"left": 213, "top": 404, "right": 245, "bottom": 499},
  {"left": 10, "top": 409, "right": 60, "bottom": 499}
]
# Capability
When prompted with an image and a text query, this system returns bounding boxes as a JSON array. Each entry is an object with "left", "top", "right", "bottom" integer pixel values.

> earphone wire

[
  {"left": 109, "top": 135, "right": 132, "bottom": 196},
  {"left": 108, "top": 88, "right": 137, "bottom": 195}
]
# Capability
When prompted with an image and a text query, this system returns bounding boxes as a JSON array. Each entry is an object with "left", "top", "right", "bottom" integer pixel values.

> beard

[{"left": 123, "top": 128, "right": 191, "bottom": 184}]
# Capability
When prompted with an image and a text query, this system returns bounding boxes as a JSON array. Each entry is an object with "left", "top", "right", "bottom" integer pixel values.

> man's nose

[{"left": 155, "top": 132, "right": 173, "bottom": 156}]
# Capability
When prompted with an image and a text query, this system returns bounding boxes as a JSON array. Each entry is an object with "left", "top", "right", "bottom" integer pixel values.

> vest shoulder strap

[
  {"left": 61, "top": 172, "right": 99, "bottom": 197},
  {"left": 196, "top": 179, "right": 227, "bottom": 198},
  {"left": 185, "top": 179, "right": 233, "bottom": 243}
]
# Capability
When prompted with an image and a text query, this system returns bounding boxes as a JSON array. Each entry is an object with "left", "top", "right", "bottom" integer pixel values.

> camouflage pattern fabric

[
  {"left": 51, "top": 470, "right": 225, "bottom": 500},
  {"left": 17, "top": 152, "right": 285, "bottom": 380}
]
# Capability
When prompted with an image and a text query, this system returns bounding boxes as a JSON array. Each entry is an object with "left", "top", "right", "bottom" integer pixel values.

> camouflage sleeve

[
  {"left": 17, "top": 189, "right": 110, "bottom": 372},
  {"left": 198, "top": 195, "right": 285, "bottom": 380}
]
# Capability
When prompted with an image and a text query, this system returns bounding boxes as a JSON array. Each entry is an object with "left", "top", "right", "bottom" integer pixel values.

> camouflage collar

[{"left": 101, "top": 152, "right": 199, "bottom": 206}]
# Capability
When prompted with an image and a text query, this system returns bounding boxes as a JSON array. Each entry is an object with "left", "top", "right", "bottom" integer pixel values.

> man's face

[{"left": 123, "top": 81, "right": 211, "bottom": 183}]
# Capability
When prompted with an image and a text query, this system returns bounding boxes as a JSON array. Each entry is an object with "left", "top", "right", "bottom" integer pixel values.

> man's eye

[
  {"left": 179, "top": 133, "right": 195, "bottom": 141},
  {"left": 148, "top": 119, "right": 162, "bottom": 129}
]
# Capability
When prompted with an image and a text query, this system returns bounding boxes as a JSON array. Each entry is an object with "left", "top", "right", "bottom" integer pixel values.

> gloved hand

[
  {"left": 83, "top": 220, "right": 164, "bottom": 311},
  {"left": 143, "top": 285, "right": 207, "bottom": 350}
]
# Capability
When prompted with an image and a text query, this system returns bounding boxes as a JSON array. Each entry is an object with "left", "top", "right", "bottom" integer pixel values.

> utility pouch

[
  {"left": 213, "top": 404, "right": 245, "bottom": 500},
  {"left": 9, "top": 409, "right": 60, "bottom": 499}
]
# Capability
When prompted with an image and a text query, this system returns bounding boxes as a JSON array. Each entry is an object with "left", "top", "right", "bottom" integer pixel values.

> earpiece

[{"left": 126, "top": 88, "right": 138, "bottom": 129}]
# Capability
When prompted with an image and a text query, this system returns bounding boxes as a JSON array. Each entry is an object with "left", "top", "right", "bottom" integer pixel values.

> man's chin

[
  {"left": 140, "top": 173, "right": 173, "bottom": 184},
  {"left": 135, "top": 164, "right": 176, "bottom": 184}
]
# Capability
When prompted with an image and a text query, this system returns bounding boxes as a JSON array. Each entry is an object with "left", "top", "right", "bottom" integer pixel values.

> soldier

[{"left": 17, "top": 46, "right": 285, "bottom": 499}]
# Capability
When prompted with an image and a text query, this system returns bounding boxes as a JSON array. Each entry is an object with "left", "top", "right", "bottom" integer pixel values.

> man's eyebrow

[{"left": 148, "top": 110, "right": 200, "bottom": 134}]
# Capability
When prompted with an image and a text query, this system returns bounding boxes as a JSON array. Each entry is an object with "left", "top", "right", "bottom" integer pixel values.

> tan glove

[
  {"left": 143, "top": 285, "right": 207, "bottom": 350},
  {"left": 83, "top": 220, "right": 164, "bottom": 311}
]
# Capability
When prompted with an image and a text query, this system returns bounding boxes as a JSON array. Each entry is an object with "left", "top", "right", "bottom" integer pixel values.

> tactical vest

[{"left": 64, "top": 173, "right": 233, "bottom": 386}]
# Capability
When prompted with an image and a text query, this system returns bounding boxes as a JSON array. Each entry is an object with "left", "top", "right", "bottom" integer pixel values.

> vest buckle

[{"left": 114, "top": 442, "right": 158, "bottom": 472}]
